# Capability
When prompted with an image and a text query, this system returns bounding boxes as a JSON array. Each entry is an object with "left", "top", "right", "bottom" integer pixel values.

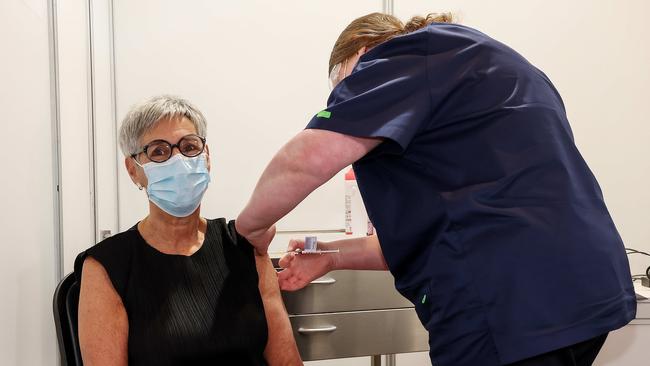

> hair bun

[
  {"left": 403, "top": 16, "right": 427, "bottom": 33},
  {"left": 403, "top": 13, "right": 454, "bottom": 33}
]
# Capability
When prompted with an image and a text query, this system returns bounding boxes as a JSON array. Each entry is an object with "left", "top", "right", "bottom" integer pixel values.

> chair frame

[{"left": 53, "top": 273, "right": 83, "bottom": 365}]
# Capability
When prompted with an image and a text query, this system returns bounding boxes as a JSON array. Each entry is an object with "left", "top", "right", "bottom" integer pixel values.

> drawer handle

[
  {"left": 298, "top": 325, "right": 338, "bottom": 334},
  {"left": 310, "top": 276, "right": 336, "bottom": 285}
]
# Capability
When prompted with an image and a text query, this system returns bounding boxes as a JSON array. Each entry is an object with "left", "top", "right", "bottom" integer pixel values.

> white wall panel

[
  {"left": 0, "top": 0, "right": 58, "bottom": 364},
  {"left": 57, "top": 0, "right": 96, "bottom": 274},
  {"left": 90, "top": 0, "right": 120, "bottom": 245}
]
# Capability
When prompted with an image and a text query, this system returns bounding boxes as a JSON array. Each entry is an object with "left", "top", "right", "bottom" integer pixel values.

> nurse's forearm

[
  {"left": 237, "top": 133, "right": 340, "bottom": 238},
  {"left": 326, "top": 235, "right": 388, "bottom": 271},
  {"left": 237, "top": 129, "right": 381, "bottom": 246}
]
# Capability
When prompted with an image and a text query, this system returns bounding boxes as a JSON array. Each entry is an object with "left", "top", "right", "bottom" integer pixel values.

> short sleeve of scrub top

[{"left": 306, "top": 30, "right": 431, "bottom": 152}]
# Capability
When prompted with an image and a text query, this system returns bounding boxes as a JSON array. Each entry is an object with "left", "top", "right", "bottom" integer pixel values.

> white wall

[{"left": 0, "top": 0, "right": 58, "bottom": 364}]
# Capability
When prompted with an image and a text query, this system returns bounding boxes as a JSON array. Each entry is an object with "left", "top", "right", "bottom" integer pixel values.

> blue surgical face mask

[{"left": 141, "top": 153, "right": 210, "bottom": 217}]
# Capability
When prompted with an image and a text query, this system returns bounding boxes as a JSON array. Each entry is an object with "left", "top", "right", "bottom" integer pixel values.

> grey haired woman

[{"left": 75, "top": 95, "right": 301, "bottom": 366}]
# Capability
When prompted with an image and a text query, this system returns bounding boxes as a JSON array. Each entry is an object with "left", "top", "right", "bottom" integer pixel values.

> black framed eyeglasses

[{"left": 131, "top": 134, "right": 206, "bottom": 163}]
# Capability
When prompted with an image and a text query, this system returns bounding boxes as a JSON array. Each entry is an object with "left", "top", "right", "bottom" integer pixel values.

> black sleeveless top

[{"left": 74, "top": 218, "right": 268, "bottom": 365}]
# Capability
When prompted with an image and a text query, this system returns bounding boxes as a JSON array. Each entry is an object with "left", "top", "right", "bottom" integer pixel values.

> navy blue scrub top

[{"left": 306, "top": 23, "right": 635, "bottom": 365}]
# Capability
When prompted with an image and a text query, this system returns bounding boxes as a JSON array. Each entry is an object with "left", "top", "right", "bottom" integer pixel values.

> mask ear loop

[
  {"left": 131, "top": 154, "right": 145, "bottom": 191},
  {"left": 328, "top": 58, "right": 350, "bottom": 91},
  {"left": 132, "top": 155, "right": 144, "bottom": 168}
]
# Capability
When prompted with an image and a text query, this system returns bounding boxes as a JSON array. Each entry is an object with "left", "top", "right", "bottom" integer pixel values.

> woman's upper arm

[
  {"left": 78, "top": 256, "right": 129, "bottom": 366},
  {"left": 255, "top": 255, "right": 302, "bottom": 365}
]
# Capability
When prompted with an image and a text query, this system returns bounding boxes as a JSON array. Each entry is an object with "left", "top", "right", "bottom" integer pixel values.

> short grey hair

[{"left": 118, "top": 95, "right": 208, "bottom": 156}]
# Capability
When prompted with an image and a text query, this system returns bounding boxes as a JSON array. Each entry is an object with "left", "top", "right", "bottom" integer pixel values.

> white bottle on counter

[{"left": 345, "top": 167, "right": 374, "bottom": 236}]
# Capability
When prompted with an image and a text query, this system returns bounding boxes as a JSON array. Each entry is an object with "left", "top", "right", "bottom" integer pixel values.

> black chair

[{"left": 53, "top": 273, "right": 83, "bottom": 365}]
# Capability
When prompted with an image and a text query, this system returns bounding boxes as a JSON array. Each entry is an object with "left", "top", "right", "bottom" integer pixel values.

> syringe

[{"left": 289, "top": 236, "right": 340, "bottom": 254}]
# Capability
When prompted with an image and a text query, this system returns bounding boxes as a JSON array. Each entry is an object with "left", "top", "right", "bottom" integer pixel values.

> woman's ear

[{"left": 125, "top": 157, "right": 145, "bottom": 188}]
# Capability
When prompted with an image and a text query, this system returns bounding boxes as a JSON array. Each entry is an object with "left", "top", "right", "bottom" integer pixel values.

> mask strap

[{"left": 132, "top": 155, "right": 145, "bottom": 168}]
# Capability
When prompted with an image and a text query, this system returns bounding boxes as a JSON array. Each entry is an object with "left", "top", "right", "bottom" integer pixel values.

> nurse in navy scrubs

[{"left": 236, "top": 12, "right": 636, "bottom": 366}]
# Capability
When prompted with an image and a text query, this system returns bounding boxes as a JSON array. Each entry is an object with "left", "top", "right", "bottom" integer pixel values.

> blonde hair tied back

[
  {"left": 329, "top": 12, "right": 455, "bottom": 74},
  {"left": 403, "top": 13, "right": 454, "bottom": 33}
]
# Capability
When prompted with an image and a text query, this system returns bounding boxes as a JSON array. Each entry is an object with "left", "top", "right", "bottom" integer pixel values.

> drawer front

[
  {"left": 290, "top": 308, "right": 429, "bottom": 361},
  {"left": 281, "top": 270, "right": 413, "bottom": 314}
]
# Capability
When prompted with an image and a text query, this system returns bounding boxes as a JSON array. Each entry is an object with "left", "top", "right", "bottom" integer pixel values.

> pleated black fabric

[{"left": 74, "top": 218, "right": 268, "bottom": 365}]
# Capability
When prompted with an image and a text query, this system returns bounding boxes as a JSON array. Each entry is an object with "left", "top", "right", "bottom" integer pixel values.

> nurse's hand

[{"left": 278, "top": 239, "right": 338, "bottom": 291}]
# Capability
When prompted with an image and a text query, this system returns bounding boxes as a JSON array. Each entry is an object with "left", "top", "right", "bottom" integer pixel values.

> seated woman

[{"left": 75, "top": 95, "right": 301, "bottom": 365}]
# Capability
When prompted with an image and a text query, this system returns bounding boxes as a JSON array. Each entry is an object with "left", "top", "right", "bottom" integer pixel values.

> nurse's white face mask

[
  {"left": 328, "top": 58, "right": 348, "bottom": 90},
  {"left": 328, "top": 47, "right": 368, "bottom": 91}
]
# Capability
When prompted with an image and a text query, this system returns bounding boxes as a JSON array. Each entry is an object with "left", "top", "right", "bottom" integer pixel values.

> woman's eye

[
  {"left": 151, "top": 147, "right": 167, "bottom": 157},
  {"left": 182, "top": 144, "right": 199, "bottom": 153}
]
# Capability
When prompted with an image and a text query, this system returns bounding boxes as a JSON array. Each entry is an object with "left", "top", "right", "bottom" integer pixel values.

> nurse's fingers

[
  {"left": 279, "top": 239, "right": 303, "bottom": 268},
  {"left": 278, "top": 252, "right": 295, "bottom": 268},
  {"left": 287, "top": 239, "right": 305, "bottom": 251}
]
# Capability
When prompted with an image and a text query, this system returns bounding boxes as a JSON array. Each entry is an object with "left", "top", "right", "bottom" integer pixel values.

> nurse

[{"left": 236, "top": 12, "right": 636, "bottom": 366}]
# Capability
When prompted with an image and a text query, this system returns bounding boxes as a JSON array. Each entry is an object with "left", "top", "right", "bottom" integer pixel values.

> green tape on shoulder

[
  {"left": 316, "top": 110, "right": 331, "bottom": 119},
  {"left": 421, "top": 294, "right": 427, "bottom": 304}
]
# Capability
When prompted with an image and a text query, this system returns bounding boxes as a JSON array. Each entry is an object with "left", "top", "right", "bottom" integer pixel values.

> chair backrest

[{"left": 53, "top": 273, "right": 83, "bottom": 366}]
